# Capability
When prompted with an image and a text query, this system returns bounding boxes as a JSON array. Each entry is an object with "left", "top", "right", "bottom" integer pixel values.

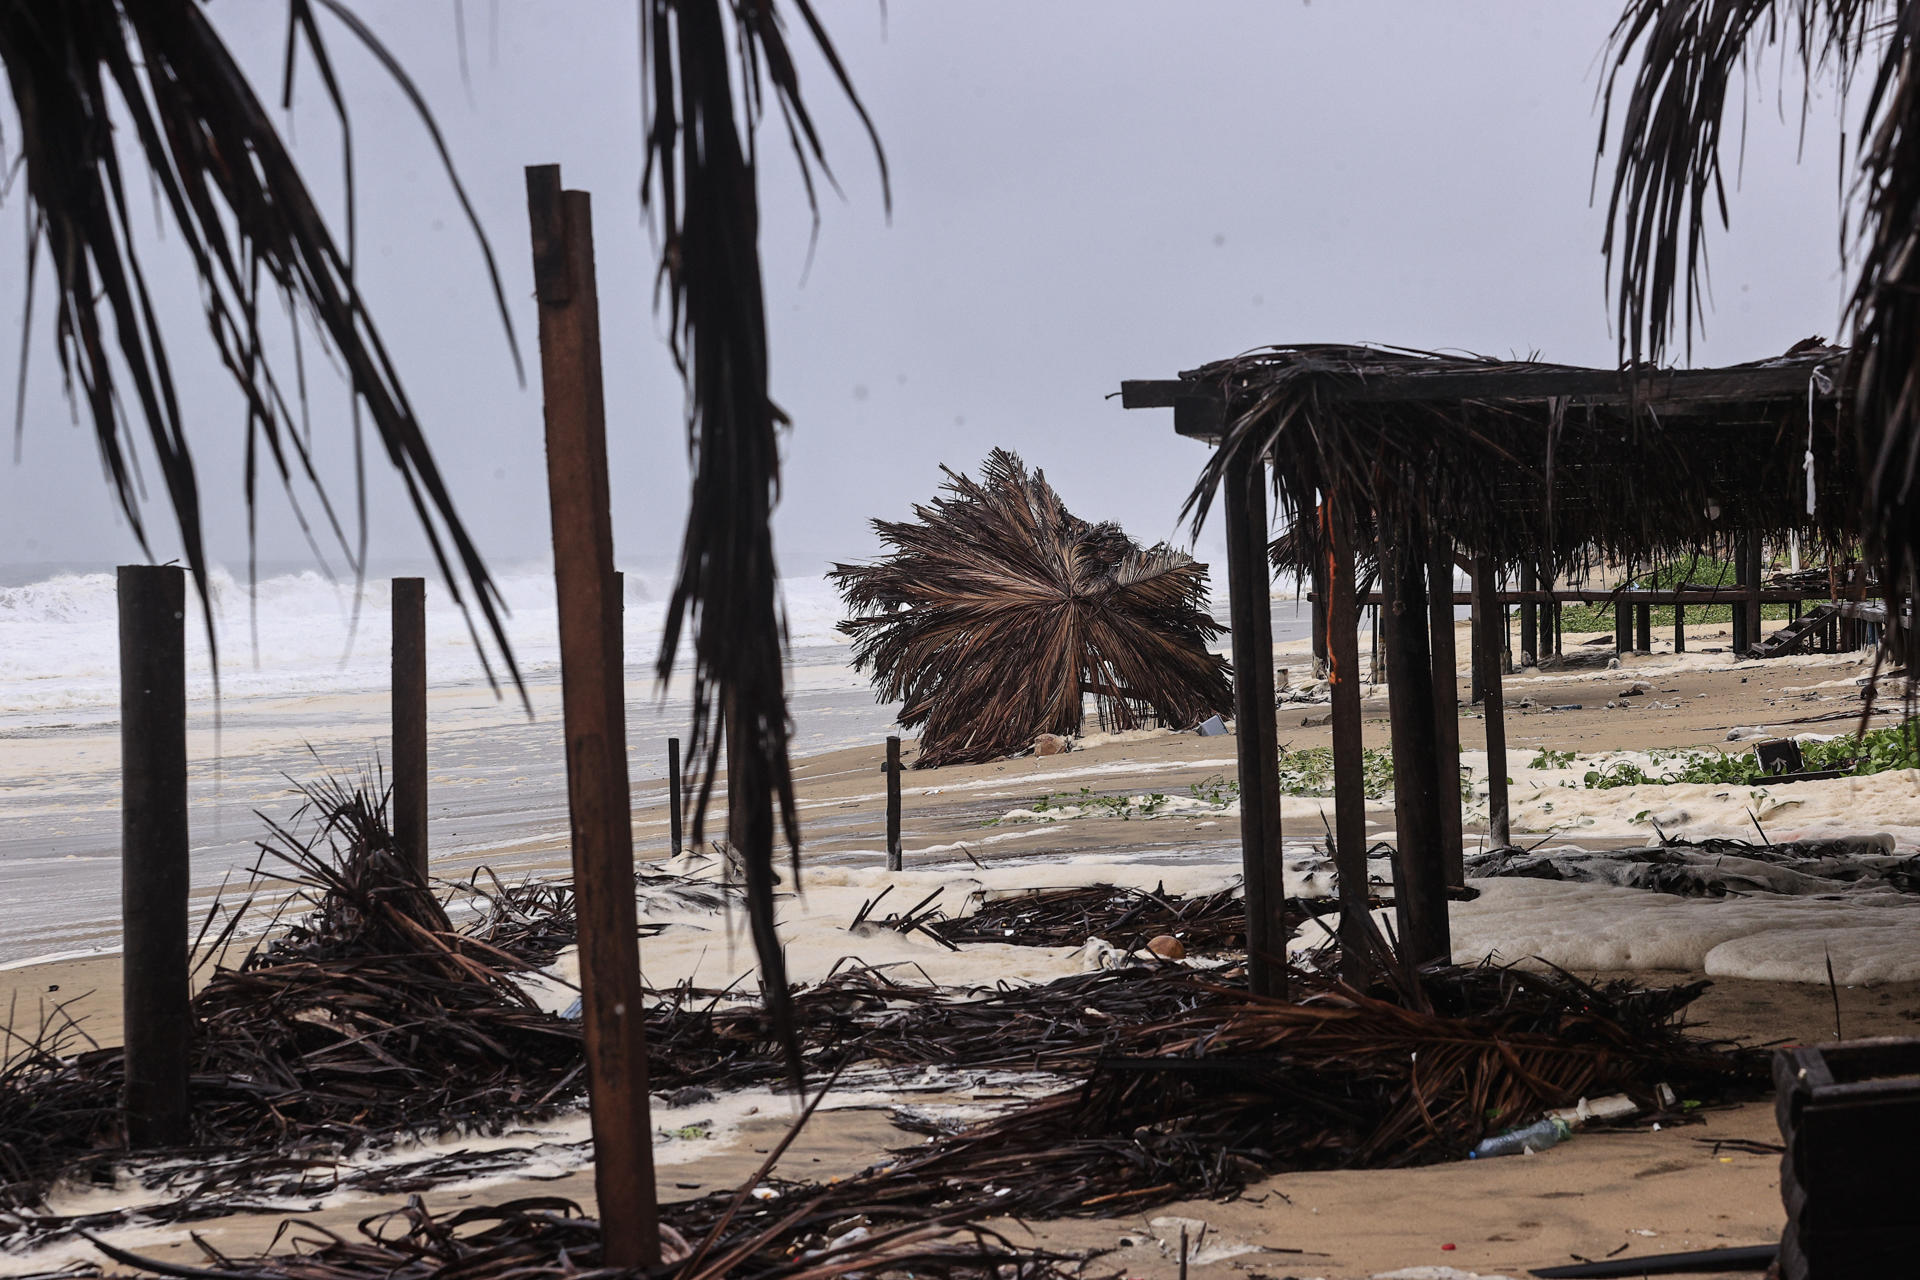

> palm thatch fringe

[
  {"left": 833, "top": 449, "right": 1234, "bottom": 769},
  {"left": 0, "top": 0, "right": 520, "bottom": 685},
  {"left": 639, "top": 0, "right": 884, "bottom": 1074},
  {"left": 1599, "top": 0, "right": 1920, "bottom": 657}
]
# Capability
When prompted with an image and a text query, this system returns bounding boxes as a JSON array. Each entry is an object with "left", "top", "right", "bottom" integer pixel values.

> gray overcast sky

[{"left": 0, "top": 2, "right": 1852, "bottom": 582}]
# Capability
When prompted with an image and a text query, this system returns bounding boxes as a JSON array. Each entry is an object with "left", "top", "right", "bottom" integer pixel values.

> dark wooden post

[
  {"left": 391, "top": 578, "right": 428, "bottom": 879},
  {"left": 1379, "top": 524, "right": 1450, "bottom": 967},
  {"left": 1223, "top": 448, "right": 1286, "bottom": 997},
  {"left": 1473, "top": 557, "right": 1511, "bottom": 850},
  {"left": 1426, "top": 538, "right": 1465, "bottom": 890},
  {"left": 885, "top": 735, "right": 903, "bottom": 872},
  {"left": 1322, "top": 500, "right": 1371, "bottom": 984},
  {"left": 1310, "top": 518, "right": 1330, "bottom": 677},
  {"left": 1743, "top": 535, "right": 1764, "bottom": 653},
  {"left": 667, "top": 737, "right": 684, "bottom": 858},
  {"left": 1518, "top": 562, "right": 1538, "bottom": 664},
  {"left": 1614, "top": 596, "right": 1633, "bottom": 655},
  {"left": 1733, "top": 537, "right": 1753, "bottom": 653},
  {"left": 1674, "top": 602, "right": 1686, "bottom": 653},
  {"left": 120, "top": 565, "right": 191, "bottom": 1149},
  {"left": 1635, "top": 601, "right": 1652, "bottom": 652},
  {"left": 526, "top": 163, "right": 659, "bottom": 1268}
]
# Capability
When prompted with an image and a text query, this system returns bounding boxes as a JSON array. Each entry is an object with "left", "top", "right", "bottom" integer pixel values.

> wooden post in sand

[
  {"left": 885, "top": 736, "right": 904, "bottom": 871},
  {"left": 119, "top": 564, "right": 191, "bottom": 1148},
  {"left": 526, "top": 163, "right": 659, "bottom": 1268},
  {"left": 1322, "top": 500, "right": 1371, "bottom": 984},
  {"left": 1518, "top": 562, "right": 1538, "bottom": 664},
  {"left": 1379, "top": 524, "right": 1450, "bottom": 967},
  {"left": 668, "top": 737, "right": 685, "bottom": 859},
  {"left": 391, "top": 578, "right": 428, "bottom": 879},
  {"left": 1223, "top": 448, "right": 1286, "bottom": 996},
  {"left": 1473, "top": 557, "right": 1511, "bottom": 850},
  {"left": 1426, "top": 538, "right": 1465, "bottom": 890}
]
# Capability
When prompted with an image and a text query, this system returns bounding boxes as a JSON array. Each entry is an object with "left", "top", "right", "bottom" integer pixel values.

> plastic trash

[
  {"left": 1468, "top": 1116, "right": 1571, "bottom": 1159},
  {"left": 1546, "top": 1093, "right": 1639, "bottom": 1128}
]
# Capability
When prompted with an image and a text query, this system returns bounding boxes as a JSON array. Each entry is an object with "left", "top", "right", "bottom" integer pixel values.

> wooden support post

[
  {"left": 1743, "top": 536, "right": 1764, "bottom": 654},
  {"left": 1468, "top": 588, "right": 1485, "bottom": 706},
  {"left": 1223, "top": 449, "right": 1286, "bottom": 997},
  {"left": 1635, "top": 601, "right": 1652, "bottom": 653},
  {"left": 1472, "top": 558, "right": 1511, "bottom": 850},
  {"left": 885, "top": 735, "right": 903, "bottom": 872},
  {"left": 391, "top": 578, "right": 428, "bottom": 879},
  {"left": 1322, "top": 500, "right": 1370, "bottom": 984},
  {"left": 1674, "top": 602, "right": 1686, "bottom": 653},
  {"left": 1551, "top": 597, "right": 1563, "bottom": 656},
  {"left": 120, "top": 565, "right": 192, "bottom": 1149},
  {"left": 668, "top": 737, "right": 684, "bottom": 859},
  {"left": 1426, "top": 538, "right": 1465, "bottom": 890},
  {"left": 1518, "top": 562, "right": 1538, "bottom": 664},
  {"left": 526, "top": 163, "right": 658, "bottom": 1268},
  {"left": 1614, "top": 596, "right": 1633, "bottom": 655},
  {"left": 1733, "top": 537, "right": 1753, "bottom": 653},
  {"left": 1379, "top": 525, "right": 1450, "bottom": 967},
  {"left": 1310, "top": 520, "right": 1330, "bottom": 677}
]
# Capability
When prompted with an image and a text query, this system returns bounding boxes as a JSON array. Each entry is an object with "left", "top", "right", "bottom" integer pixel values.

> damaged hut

[
  {"left": 1123, "top": 341, "right": 1859, "bottom": 997},
  {"left": 831, "top": 449, "right": 1234, "bottom": 768}
]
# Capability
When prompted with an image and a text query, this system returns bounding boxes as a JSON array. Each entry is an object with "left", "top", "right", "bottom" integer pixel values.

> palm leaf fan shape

[
  {"left": 833, "top": 450, "right": 1234, "bottom": 769},
  {"left": 0, "top": 0, "right": 521, "bottom": 685},
  {"left": 639, "top": 0, "right": 885, "bottom": 1076},
  {"left": 1597, "top": 0, "right": 1920, "bottom": 658}
]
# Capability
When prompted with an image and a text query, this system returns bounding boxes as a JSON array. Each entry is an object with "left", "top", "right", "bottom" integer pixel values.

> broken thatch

[{"left": 832, "top": 450, "right": 1234, "bottom": 768}]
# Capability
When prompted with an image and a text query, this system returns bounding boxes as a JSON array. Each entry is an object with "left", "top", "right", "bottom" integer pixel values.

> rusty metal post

[
  {"left": 885, "top": 736, "right": 903, "bottom": 871},
  {"left": 119, "top": 564, "right": 191, "bottom": 1148},
  {"left": 1223, "top": 449, "right": 1286, "bottom": 996},
  {"left": 1473, "top": 557, "right": 1511, "bottom": 850},
  {"left": 391, "top": 578, "right": 428, "bottom": 879},
  {"left": 668, "top": 737, "right": 684, "bottom": 859},
  {"left": 1323, "top": 501, "right": 1370, "bottom": 984},
  {"left": 525, "top": 163, "right": 659, "bottom": 1267}
]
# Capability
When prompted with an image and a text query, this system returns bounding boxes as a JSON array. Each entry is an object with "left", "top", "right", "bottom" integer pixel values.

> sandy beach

[{"left": 5, "top": 601, "right": 1918, "bottom": 1279}]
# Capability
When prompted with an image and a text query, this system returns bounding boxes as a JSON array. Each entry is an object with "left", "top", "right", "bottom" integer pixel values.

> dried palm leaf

[
  {"left": 0, "top": 0, "right": 520, "bottom": 683},
  {"left": 834, "top": 449, "right": 1233, "bottom": 768}
]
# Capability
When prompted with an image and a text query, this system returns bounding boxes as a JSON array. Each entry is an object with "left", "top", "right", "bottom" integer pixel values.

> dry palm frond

[
  {"left": 0, "top": 1, "right": 519, "bottom": 684},
  {"left": 832, "top": 450, "right": 1233, "bottom": 769},
  {"left": 1597, "top": 1, "right": 1920, "bottom": 657},
  {"left": 641, "top": 0, "right": 885, "bottom": 1077}
]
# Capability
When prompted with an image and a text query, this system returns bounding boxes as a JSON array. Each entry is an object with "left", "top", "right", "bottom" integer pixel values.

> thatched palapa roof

[
  {"left": 1122, "top": 341, "right": 1853, "bottom": 565},
  {"left": 832, "top": 450, "right": 1234, "bottom": 769}
]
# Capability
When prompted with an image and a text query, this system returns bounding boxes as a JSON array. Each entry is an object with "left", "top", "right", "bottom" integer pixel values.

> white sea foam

[{"left": 0, "top": 564, "right": 855, "bottom": 723}]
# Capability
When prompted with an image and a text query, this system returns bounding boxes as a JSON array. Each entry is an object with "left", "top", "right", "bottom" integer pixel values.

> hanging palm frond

[
  {"left": 639, "top": 0, "right": 885, "bottom": 1072},
  {"left": 1597, "top": 0, "right": 1920, "bottom": 656},
  {"left": 832, "top": 449, "right": 1234, "bottom": 770},
  {"left": 0, "top": 0, "right": 521, "bottom": 684}
]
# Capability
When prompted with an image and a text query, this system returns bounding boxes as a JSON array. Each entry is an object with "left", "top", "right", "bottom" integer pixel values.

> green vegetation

[
  {"left": 1009, "top": 747, "right": 1401, "bottom": 824},
  {"left": 1581, "top": 722, "right": 1920, "bottom": 790},
  {"left": 1528, "top": 748, "right": 1577, "bottom": 770},
  {"left": 1557, "top": 557, "right": 1794, "bottom": 632}
]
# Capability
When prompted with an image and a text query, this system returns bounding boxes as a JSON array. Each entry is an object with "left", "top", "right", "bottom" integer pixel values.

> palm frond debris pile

[{"left": 833, "top": 450, "right": 1234, "bottom": 768}]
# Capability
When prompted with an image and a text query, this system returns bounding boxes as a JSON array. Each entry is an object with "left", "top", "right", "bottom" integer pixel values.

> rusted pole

[
  {"left": 1427, "top": 537, "right": 1465, "bottom": 890},
  {"left": 885, "top": 735, "right": 903, "bottom": 872},
  {"left": 1223, "top": 449, "right": 1286, "bottom": 996},
  {"left": 1323, "top": 500, "right": 1370, "bottom": 984},
  {"left": 525, "top": 163, "right": 659, "bottom": 1267},
  {"left": 391, "top": 577, "right": 428, "bottom": 879},
  {"left": 668, "top": 737, "right": 684, "bottom": 859},
  {"left": 1379, "top": 523, "right": 1450, "bottom": 967},
  {"left": 119, "top": 564, "right": 191, "bottom": 1148},
  {"left": 1473, "top": 556, "right": 1511, "bottom": 850}
]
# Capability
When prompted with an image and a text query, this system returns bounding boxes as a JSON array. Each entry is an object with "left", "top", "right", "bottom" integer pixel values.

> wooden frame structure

[{"left": 1122, "top": 342, "right": 1854, "bottom": 976}]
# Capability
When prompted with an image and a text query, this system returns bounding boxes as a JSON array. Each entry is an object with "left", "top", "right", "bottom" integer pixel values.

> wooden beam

[
  {"left": 885, "top": 736, "right": 903, "bottom": 873},
  {"left": 526, "top": 164, "right": 659, "bottom": 1268},
  {"left": 119, "top": 564, "right": 191, "bottom": 1149},
  {"left": 1224, "top": 450, "right": 1286, "bottom": 997},
  {"left": 1518, "top": 562, "right": 1538, "bottom": 665}
]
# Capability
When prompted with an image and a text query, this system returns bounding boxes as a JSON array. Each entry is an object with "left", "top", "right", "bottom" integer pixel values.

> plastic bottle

[{"left": 1468, "top": 1116, "right": 1572, "bottom": 1159}]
